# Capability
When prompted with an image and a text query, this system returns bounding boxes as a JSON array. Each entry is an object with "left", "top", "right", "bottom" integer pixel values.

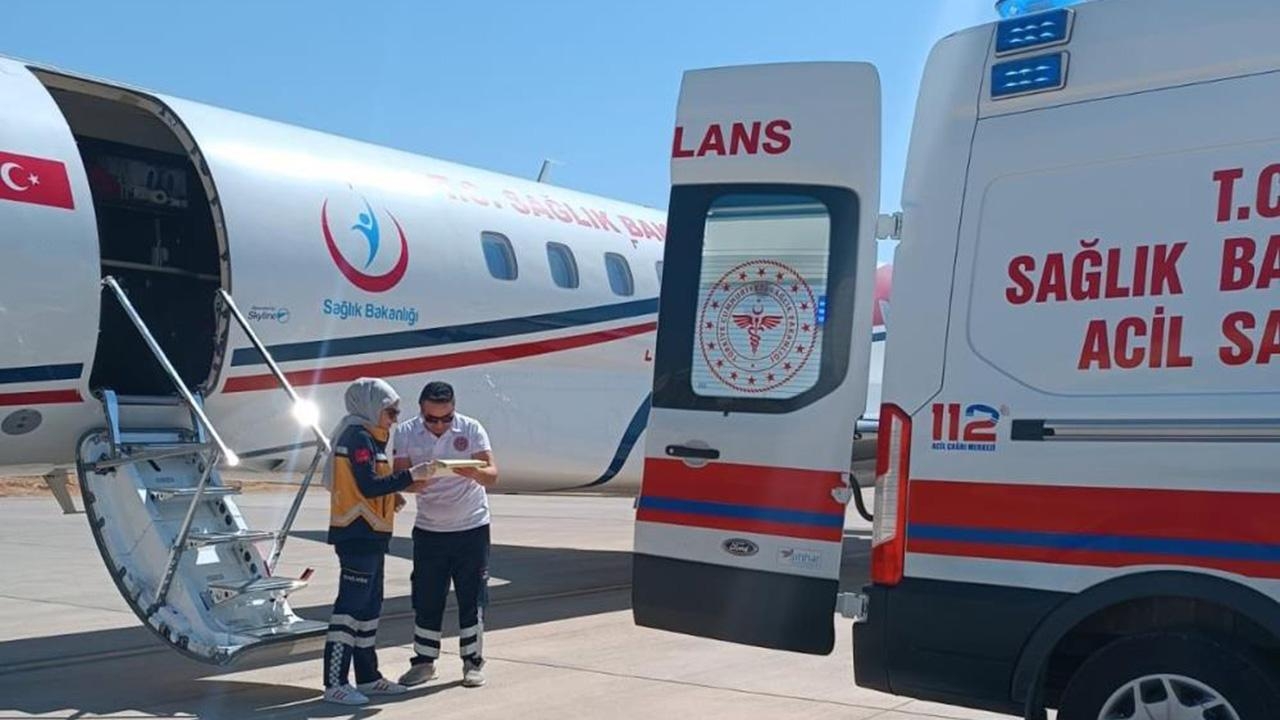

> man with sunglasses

[{"left": 392, "top": 381, "right": 498, "bottom": 689}]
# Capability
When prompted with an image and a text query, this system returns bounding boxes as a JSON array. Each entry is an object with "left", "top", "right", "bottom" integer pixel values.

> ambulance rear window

[
  {"left": 651, "top": 183, "right": 859, "bottom": 415},
  {"left": 689, "top": 194, "right": 831, "bottom": 401}
]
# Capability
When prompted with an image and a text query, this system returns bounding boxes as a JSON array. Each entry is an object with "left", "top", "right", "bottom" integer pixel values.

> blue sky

[{"left": 1, "top": 1, "right": 997, "bottom": 261}]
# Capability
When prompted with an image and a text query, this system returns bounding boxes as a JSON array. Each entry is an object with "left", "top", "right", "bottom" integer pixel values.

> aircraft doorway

[{"left": 34, "top": 72, "right": 229, "bottom": 397}]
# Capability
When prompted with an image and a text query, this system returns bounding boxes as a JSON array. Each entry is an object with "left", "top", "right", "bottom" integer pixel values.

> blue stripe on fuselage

[
  {"left": 231, "top": 297, "right": 659, "bottom": 367},
  {"left": 0, "top": 363, "right": 84, "bottom": 385}
]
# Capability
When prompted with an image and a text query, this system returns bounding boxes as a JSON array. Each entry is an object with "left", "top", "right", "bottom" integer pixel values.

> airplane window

[
  {"left": 482, "top": 232, "right": 518, "bottom": 280},
  {"left": 546, "top": 242, "right": 580, "bottom": 289},
  {"left": 605, "top": 252, "right": 634, "bottom": 297}
]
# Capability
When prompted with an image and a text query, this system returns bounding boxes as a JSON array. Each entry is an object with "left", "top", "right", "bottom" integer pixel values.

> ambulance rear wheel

[{"left": 1057, "top": 632, "right": 1280, "bottom": 720}]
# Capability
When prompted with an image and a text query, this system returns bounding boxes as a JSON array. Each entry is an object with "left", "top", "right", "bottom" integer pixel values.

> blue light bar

[
  {"left": 991, "top": 52, "right": 1068, "bottom": 100},
  {"left": 996, "top": 8, "right": 1074, "bottom": 56},
  {"left": 995, "top": 0, "right": 1088, "bottom": 18}
]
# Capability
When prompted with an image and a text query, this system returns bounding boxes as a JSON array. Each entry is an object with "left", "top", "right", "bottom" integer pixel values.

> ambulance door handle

[{"left": 666, "top": 444, "right": 720, "bottom": 461}]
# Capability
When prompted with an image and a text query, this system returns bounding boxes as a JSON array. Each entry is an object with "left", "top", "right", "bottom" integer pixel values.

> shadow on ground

[{"left": 0, "top": 532, "right": 871, "bottom": 718}]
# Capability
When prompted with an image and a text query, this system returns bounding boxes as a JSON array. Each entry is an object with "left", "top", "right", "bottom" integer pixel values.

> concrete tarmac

[{"left": 0, "top": 489, "right": 1015, "bottom": 719}]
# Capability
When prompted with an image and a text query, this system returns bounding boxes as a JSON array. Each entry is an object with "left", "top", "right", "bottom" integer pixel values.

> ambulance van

[{"left": 631, "top": 1, "right": 1280, "bottom": 718}]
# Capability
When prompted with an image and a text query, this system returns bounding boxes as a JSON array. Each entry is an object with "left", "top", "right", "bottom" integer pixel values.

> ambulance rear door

[{"left": 632, "top": 62, "right": 881, "bottom": 654}]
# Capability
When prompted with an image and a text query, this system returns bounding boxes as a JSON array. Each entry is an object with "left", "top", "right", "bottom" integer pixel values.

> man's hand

[
  {"left": 394, "top": 493, "right": 407, "bottom": 512},
  {"left": 456, "top": 451, "right": 498, "bottom": 487},
  {"left": 453, "top": 466, "right": 481, "bottom": 481}
]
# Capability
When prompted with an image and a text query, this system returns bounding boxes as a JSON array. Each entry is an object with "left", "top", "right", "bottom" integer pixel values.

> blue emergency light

[
  {"left": 995, "top": 0, "right": 1088, "bottom": 18},
  {"left": 995, "top": 8, "right": 1074, "bottom": 55},
  {"left": 991, "top": 0, "right": 1078, "bottom": 99},
  {"left": 990, "top": 52, "right": 1067, "bottom": 99}
]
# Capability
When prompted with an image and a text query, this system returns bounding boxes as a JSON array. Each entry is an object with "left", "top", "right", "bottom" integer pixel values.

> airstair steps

[
  {"left": 116, "top": 430, "right": 195, "bottom": 445},
  {"left": 241, "top": 619, "right": 329, "bottom": 640},
  {"left": 185, "top": 529, "right": 279, "bottom": 548},
  {"left": 115, "top": 394, "right": 186, "bottom": 407},
  {"left": 207, "top": 577, "right": 308, "bottom": 605},
  {"left": 74, "top": 278, "right": 333, "bottom": 665},
  {"left": 148, "top": 485, "right": 242, "bottom": 502}
]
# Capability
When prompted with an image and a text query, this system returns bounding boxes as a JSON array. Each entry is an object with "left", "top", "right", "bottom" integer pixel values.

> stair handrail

[
  {"left": 100, "top": 276, "right": 238, "bottom": 466},
  {"left": 215, "top": 289, "right": 331, "bottom": 454},
  {"left": 215, "top": 289, "right": 332, "bottom": 573}
]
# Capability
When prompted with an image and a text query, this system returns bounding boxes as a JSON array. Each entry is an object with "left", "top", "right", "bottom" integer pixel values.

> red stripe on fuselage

[
  {"left": 0, "top": 389, "right": 82, "bottom": 406},
  {"left": 223, "top": 321, "right": 656, "bottom": 393}
]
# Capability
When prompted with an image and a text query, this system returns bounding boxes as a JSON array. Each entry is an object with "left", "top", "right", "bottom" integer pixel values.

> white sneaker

[
  {"left": 462, "top": 662, "right": 486, "bottom": 688},
  {"left": 323, "top": 684, "right": 369, "bottom": 706},
  {"left": 398, "top": 662, "right": 438, "bottom": 687},
  {"left": 357, "top": 678, "right": 410, "bottom": 696}
]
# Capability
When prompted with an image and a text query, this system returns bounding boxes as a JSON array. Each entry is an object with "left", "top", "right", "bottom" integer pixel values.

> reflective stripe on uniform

[
  {"left": 330, "top": 614, "right": 379, "bottom": 632},
  {"left": 459, "top": 621, "right": 483, "bottom": 657},
  {"left": 414, "top": 625, "right": 442, "bottom": 641}
]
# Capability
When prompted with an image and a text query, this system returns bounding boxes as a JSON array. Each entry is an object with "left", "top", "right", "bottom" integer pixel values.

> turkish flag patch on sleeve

[{"left": 352, "top": 447, "right": 373, "bottom": 465}]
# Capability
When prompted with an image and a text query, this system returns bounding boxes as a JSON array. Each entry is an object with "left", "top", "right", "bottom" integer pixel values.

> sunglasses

[{"left": 422, "top": 413, "right": 454, "bottom": 426}]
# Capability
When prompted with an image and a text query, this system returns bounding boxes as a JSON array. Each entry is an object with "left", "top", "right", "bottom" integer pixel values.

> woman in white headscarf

[{"left": 320, "top": 377, "right": 430, "bottom": 706}]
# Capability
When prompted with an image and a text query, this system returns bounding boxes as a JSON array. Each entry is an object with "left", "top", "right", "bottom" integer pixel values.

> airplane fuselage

[{"left": 0, "top": 56, "right": 886, "bottom": 492}]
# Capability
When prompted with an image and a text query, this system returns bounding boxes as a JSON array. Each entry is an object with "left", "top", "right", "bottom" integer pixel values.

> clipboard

[{"left": 409, "top": 458, "right": 488, "bottom": 478}]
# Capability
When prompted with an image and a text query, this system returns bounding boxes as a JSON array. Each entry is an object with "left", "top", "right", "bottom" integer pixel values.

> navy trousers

[
  {"left": 410, "top": 524, "right": 490, "bottom": 667},
  {"left": 323, "top": 548, "right": 386, "bottom": 687}
]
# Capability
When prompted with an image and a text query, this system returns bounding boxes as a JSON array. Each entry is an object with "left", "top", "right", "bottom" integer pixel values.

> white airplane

[{"left": 0, "top": 55, "right": 889, "bottom": 663}]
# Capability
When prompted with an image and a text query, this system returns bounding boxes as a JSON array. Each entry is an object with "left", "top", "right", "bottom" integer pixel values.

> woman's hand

[{"left": 407, "top": 477, "right": 436, "bottom": 494}]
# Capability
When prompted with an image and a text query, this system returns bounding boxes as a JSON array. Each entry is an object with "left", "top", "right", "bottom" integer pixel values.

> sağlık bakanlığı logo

[
  {"left": 322, "top": 196, "right": 409, "bottom": 292},
  {"left": 699, "top": 259, "right": 820, "bottom": 394},
  {"left": 320, "top": 194, "right": 420, "bottom": 327}
]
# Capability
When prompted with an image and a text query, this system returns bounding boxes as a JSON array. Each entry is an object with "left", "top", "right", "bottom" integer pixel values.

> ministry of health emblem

[{"left": 698, "top": 259, "right": 819, "bottom": 394}]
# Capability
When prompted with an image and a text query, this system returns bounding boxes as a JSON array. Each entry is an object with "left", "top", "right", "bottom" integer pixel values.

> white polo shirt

[{"left": 393, "top": 412, "right": 493, "bottom": 533}]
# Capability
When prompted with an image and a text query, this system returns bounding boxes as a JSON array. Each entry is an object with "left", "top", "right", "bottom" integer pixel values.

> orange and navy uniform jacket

[{"left": 327, "top": 423, "right": 413, "bottom": 553}]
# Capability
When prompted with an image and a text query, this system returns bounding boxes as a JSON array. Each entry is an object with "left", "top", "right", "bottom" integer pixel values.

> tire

[{"left": 1057, "top": 632, "right": 1280, "bottom": 720}]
